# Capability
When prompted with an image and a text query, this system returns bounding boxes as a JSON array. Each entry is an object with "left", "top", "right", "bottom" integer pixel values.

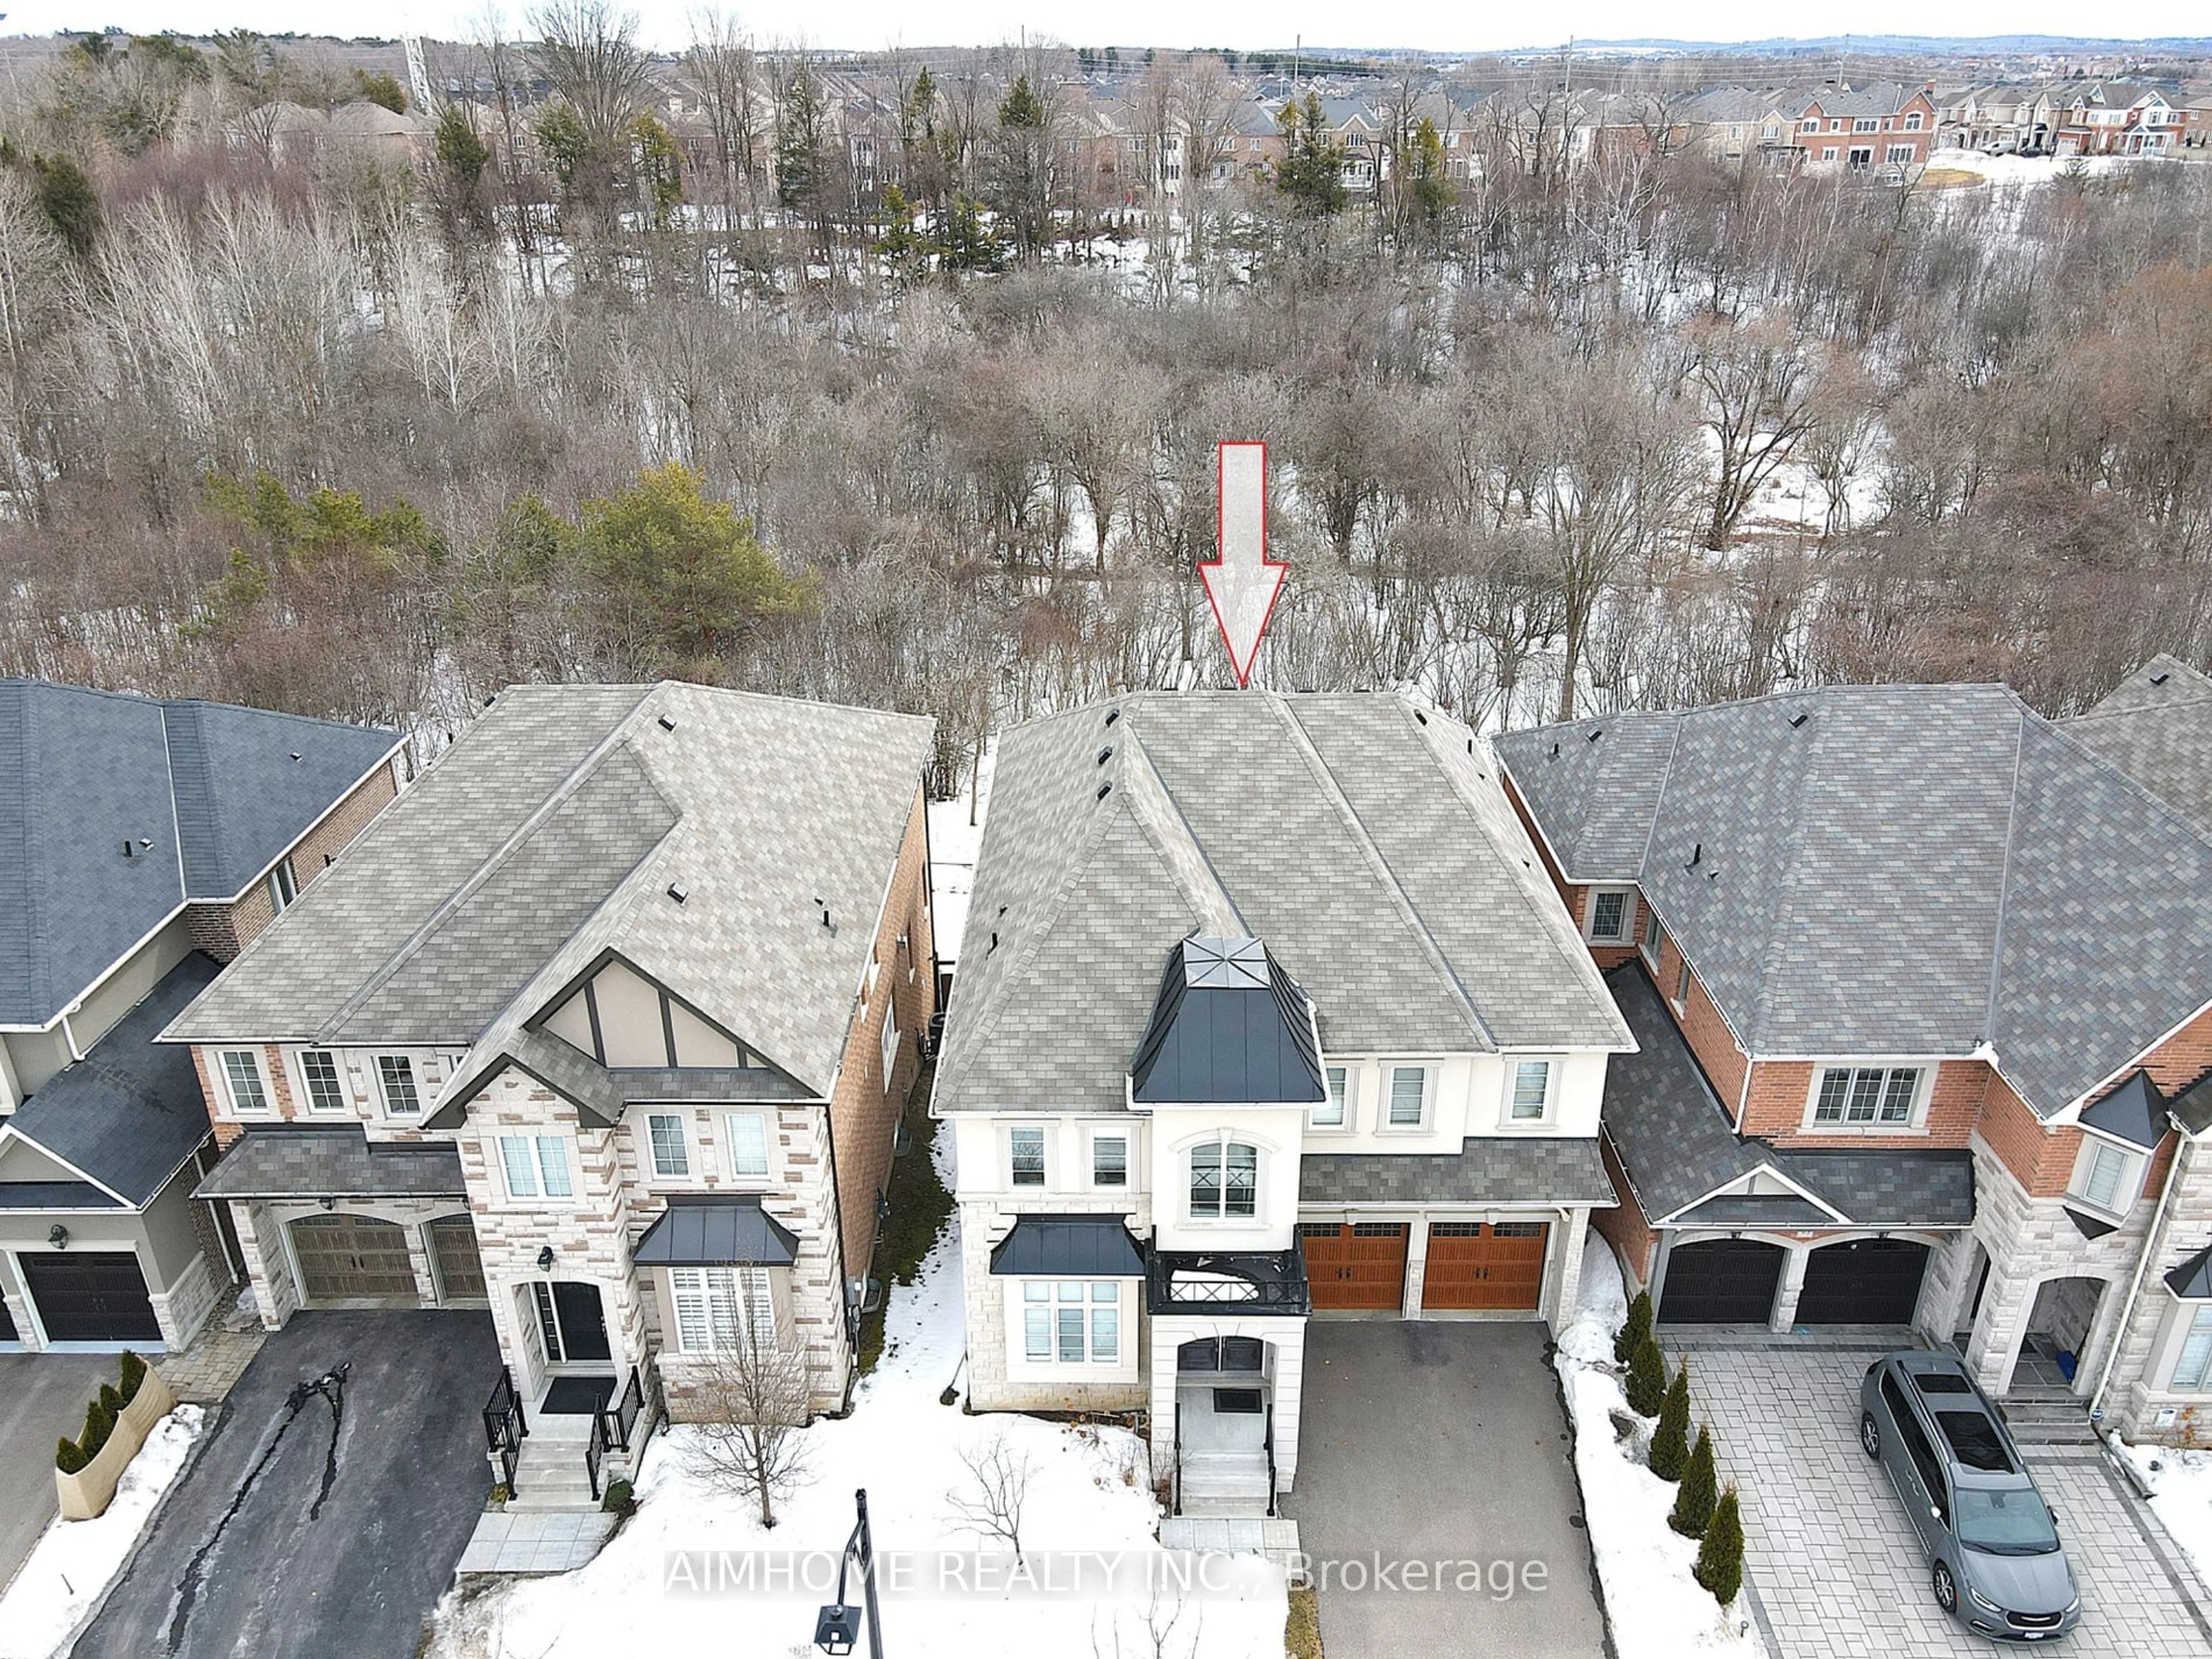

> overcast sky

[{"left": 9, "top": 1, "right": 2206, "bottom": 54}]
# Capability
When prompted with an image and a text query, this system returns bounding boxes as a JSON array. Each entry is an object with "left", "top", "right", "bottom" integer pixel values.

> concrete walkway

[
  {"left": 0, "top": 1351, "right": 116, "bottom": 1594},
  {"left": 1285, "top": 1321, "right": 1605, "bottom": 1659}
]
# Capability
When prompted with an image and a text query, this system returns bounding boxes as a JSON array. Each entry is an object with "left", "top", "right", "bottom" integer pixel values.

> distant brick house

[
  {"left": 1497, "top": 666, "right": 2212, "bottom": 1445},
  {"left": 1782, "top": 84, "right": 1936, "bottom": 170},
  {"left": 0, "top": 681, "right": 400, "bottom": 1354},
  {"left": 166, "top": 683, "right": 937, "bottom": 1465}
]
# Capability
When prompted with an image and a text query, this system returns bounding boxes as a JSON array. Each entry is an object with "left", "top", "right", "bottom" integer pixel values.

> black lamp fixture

[
  {"left": 319, "top": 1195, "right": 337, "bottom": 1211},
  {"left": 48, "top": 1224, "right": 69, "bottom": 1250},
  {"left": 813, "top": 1488, "right": 882, "bottom": 1657},
  {"left": 536, "top": 1245, "right": 556, "bottom": 1272}
]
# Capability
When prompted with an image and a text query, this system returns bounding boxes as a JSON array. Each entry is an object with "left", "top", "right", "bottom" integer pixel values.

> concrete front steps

[
  {"left": 1176, "top": 1451, "right": 1272, "bottom": 1517},
  {"left": 2000, "top": 1397, "right": 2098, "bottom": 1445}
]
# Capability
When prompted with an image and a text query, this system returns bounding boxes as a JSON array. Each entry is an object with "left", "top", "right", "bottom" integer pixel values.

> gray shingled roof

[
  {"left": 0, "top": 681, "right": 399, "bottom": 1027},
  {"left": 1298, "top": 1137, "right": 1615, "bottom": 1207},
  {"left": 0, "top": 1181, "right": 120, "bottom": 1209},
  {"left": 1497, "top": 684, "right": 2212, "bottom": 1120},
  {"left": 935, "top": 692, "right": 1630, "bottom": 1116},
  {"left": 166, "top": 684, "right": 934, "bottom": 1104},
  {"left": 2, "top": 954, "right": 220, "bottom": 1207},
  {"left": 2063, "top": 654, "right": 2212, "bottom": 835},
  {"left": 1600, "top": 964, "right": 1974, "bottom": 1228},
  {"left": 194, "top": 1126, "right": 465, "bottom": 1198}
]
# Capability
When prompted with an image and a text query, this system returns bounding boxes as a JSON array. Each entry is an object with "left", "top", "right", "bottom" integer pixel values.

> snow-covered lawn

[
  {"left": 0, "top": 1404, "right": 207, "bottom": 1659},
  {"left": 926, "top": 740, "right": 993, "bottom": 964},
  {"left": 2114, "top": 1441, "right": 2212, "bottom": 1590},
  {"left": 1554, "top": 1238, "right": 1767, "bottom": 1659},
  {"left": 429, "top": 1149, "right": 1285, "bottom": 1659}
]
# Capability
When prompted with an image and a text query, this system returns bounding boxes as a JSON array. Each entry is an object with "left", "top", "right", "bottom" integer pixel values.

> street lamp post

[{"left": 813, "top": 1488, "right": 883, "bottom": 1657}]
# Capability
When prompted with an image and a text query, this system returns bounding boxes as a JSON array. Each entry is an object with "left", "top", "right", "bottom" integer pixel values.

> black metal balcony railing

[{"left": 1146, "top": 1234, "right": 1311, "bottom": 1317}]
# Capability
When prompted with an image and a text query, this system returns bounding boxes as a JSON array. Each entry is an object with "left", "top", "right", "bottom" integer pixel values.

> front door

[
  {"left": 1301, "top": 1222, "right": 1408, "bottom": 1311},
  {"left": 548, "top": 1281, "right": 611, "bottom": 1361},
  {"left": 1421, "top": 1221, "right": 1550, "bottom": 1311}
]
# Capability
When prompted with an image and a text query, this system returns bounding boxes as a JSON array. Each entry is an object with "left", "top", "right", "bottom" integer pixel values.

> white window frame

[
  {"left": 2168, "top": 1303, "right": 2212, "bottom": 1393},
  {"left": 1187, "top": 1133, "right": 1261, "bottom": 1222},
  {"left": 880, "top": 995, "right": 900, "bottom": 1091},
  {"left": 297, "top": 1048, "right": 347, "bottom": 1113},
  {"left": 1886, "top": 144, "right": 1916, "bottom": 165},
  {"left": 498, "top": 1134, "right": 575, "bottom": 1200},
  {"left": 1013, "top": 1279, "right": 1125, "bottom": 1369},
  {"left": 646, "top": 1112, "right": 692, "bottom": 1179},
  {"left": 2066, "top": 1132, "right": 2145, "bottom": 1218},
  {"left": 219, "top": 1049, "right": 272, "bottom": 1115},
  {"left": 1313, "top": 1064, "right": 1353, "bottom": 1131},
  {"left": 1583, "top": 885, "right": 1634, "bottom": 944},
  {"left": 1504, "top": 1058, "right": 1558, "bottom": 1126},
  {"left": 268, "top": 857, "right": 299, "bottom": 912},
  {"left": 722, "top": 1111, "right": 772, "bottom": 1180},
  {"left": 1639, "top": 906, "right": 1662, "bottom": 967},
  {"left": 374, "top": 1054, "right": 422, "bottom": 1118},
  {"left": 1804, "top": 1063, "right": 1929, "bottom": 1132},
  {"left": 1009, "top": 1125, "right": 1048, "bottom": 1190},
  {"left": 1383, "top": 1064, "right": 1433, "bottom": 1131},
  {"left": 668, "top": 1265, "right": 777, "bottom": 1353},
  {"left": 1089, "top": 1130, "right": 1129, "bottom": 1190}
]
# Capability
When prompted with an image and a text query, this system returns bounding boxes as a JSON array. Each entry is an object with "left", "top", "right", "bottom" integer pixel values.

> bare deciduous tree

[
  {"left": 946, "top": 1429, "right": 1035, "bottom": 1566},
  {"left": 683, "top": 1326, "right": 815, "bottom": 1529}
]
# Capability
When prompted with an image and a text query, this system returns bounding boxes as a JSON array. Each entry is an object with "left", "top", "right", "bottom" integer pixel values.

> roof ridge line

[
  {"left": 316, "top": 685, "right": 663, "bottom": 1042},
  {"left": 1632, "top": 717, "right": 1684, "bottom": 881},
  {"left": 1982, "top": 707, "right": 2028, "bottom": 1047},
  {"left": 1115, "top": 729, "right": 1248, "bottom": 935},
  {"left": 1272, "top": 697, "right": 1495, "bottom": 1050},
  {"left": 1746, "top": 702, "right": 1830, "bottom": 1054}
]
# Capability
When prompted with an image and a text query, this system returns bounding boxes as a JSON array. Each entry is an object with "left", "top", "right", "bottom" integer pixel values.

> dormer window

[
  {"left": 1189, "top": 1136, "right": 1257, "bottom": 1221},
  {"left": 1808, "top": 1064, "right": 1923, "bottom": 1129}
]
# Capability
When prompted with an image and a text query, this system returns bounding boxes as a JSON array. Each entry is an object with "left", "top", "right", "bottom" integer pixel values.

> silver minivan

[{"left": 1859, "top": 1351, "right": 2081, "bottom": 1642}]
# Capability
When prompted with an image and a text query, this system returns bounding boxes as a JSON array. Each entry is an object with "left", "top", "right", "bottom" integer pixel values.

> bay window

[
  {"left": 2171, "top": 1305, "right": 2212, "bottom": 1392},
  {"left": 669, "top": 1266, "right": 777, "bottom": 1353},
  {"left": 1020, "top": 1281, "right": 1120, "bottom": 1365},
  {"left": 2067, "top": 1136, "right": 2142, "bottom": 1215}
]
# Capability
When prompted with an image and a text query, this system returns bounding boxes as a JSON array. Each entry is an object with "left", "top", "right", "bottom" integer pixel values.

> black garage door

[
  {"left": 1658, "top": 1239, "right": 1785, "bottom": 1324},
  {"left": 21, "top": 1251, "right": 161, "bottom": 1342},
  {"left": 1794, "top": 1239, "right": 1930, "bottom": 1326}
]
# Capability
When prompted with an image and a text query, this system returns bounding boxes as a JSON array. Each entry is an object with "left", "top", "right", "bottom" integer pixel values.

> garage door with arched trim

[
  {"left": 1658, "top": 1238, "right": 1785, "bottom": 1324},
  {"left": 290, "top": 1214, "right": 419, "bottom": 1304},
  {"left": 1794, "top": 1238, "right": 1930, "bottom": 1325}
]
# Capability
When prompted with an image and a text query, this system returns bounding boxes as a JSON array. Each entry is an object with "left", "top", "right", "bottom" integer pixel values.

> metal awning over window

[
  {"left": 632, "top": 1195, "right": 800, "bottom": 1267},
  {"left": 988, "top": 1214, "right": 1146, "bottom": 1278}
]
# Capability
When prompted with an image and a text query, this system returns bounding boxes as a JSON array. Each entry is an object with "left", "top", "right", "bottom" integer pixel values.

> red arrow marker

[{"left": 1199, "top": 441, "right": 1285, "bottom": 688}]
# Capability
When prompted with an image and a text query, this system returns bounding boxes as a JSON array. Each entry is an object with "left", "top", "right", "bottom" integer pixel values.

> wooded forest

[{"left": 2, "top": 12, "right": 2210, "bottom": 792}]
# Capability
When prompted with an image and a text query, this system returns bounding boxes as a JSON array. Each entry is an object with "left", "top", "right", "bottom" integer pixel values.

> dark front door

[
  {"left": 21, "top": 1251, "right": 161, "bottom": 1342},
  {"left": 551, "top": 1281, "right": 611, "bottom": 1361},
  {"left": 1795, "top": 1239, "right": 1930, "bottom": 1325},
  {"left": 1658, "top": 1238, "right": 1785, "bottom": 1324}
]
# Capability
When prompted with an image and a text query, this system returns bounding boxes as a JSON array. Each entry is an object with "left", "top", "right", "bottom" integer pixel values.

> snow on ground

[
  {"left": 1919, "top": 146, "right": 2142, "bottom": 185},
  {"left": 2115, "top": 1441, "right": 2212, "bottom": 1590},
  {"left": 926, "top": 740, "right": 994, "bottom": 966},
  {"left": 0, "top": 1404, "right": 207, "bottom": 1659},
  {"left": 429, "top": 1139, "right": 1285, "bottom": 1659},
  {"left": 1554, "top": 1237, "right": 1767, "bottom": 1659}
]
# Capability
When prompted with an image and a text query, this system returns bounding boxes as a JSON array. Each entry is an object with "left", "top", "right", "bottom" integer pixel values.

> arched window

[{"left": 1188, "top": 1135, "right": 1258, "bottom": 1220}]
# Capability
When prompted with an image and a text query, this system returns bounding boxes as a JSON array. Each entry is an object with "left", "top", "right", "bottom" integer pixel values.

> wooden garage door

[
  {"left": 290, "top": 1214, "right": 419, "bottom": 1303},
  {"left": 21, "top": 1252, "right": 160, "bottom": 1342},
  {"left": 1301, "top": 1222, "right": 1408, "bottom": 1310},
  {"left": 1658, "top": 1238, "right": 1785, "bottom": 1325},
  {"left": 428, "top": 1215, "right": 487, "bottom": 1301},
  {"left": 1794, "top": 1239, "right": 1930, "bottom": 1326},
  {"left": 1422, "top": 1221, "right": 1550, "bottom": 1311}
]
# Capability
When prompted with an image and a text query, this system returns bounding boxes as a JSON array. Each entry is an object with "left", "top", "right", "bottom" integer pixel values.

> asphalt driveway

[
  {"left": 1680, "top": 1340, "right": 2212, "bottom": 1659},
  {"left": 71, "top": 1310, "right": 501, "bottom": 1659},
  {"left": 1286, "top": 1321, "right": 1605, "bottom": 1659},
  {"left": 0, "top": 1351, "right": 119, "bottom": 1593}
]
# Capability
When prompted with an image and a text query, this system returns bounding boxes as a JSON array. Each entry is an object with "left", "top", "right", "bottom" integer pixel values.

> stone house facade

[
  {"left": 169, "top": 681, "right": 938, "bottom": 1444},
  {"left": 1497, "top": 663, "right": 2212, "bottom": 1445}
]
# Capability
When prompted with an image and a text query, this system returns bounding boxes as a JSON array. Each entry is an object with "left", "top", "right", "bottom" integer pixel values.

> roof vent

[
  {"left": 1687, "top": 842, "right": 1703, "bottom": 870},
  {"left": 1096, "top": 782, "right": 1113, "bottom": 801},
  {"left": 290, "top": 751, "right": 303, "bottom": 762},
  {"left": 1587, "top": 728, "right": 1603, "bottom": 743},
  {"left": 1412, "top": 709, "right": 1428, "bottom": 726},
  {"left": 2152, "top": 671, "right": 2171, "bottom": 685},
  {"left": 666, "top": 881, "right": 690, "bottom": 904},
  {"left": 122, "top": 839, "right": 135, "bottom": 858},
  {"left": 1789, "top": 711, "right": 1809, "bottom": 729},
  {"left": 1097, "top": 745, "right": 1113, "bottom": 765},
  {"left": 1104, "top": 708, "right": 1121, "bottom": 727},
  {"left": 1551, "top": 741, "right": 1560, "bottom": 757},
  {"left": 987, "top": 930, "right": 999, "bottom": 954},
  {"left": 657, "top": 713, "right": 678, "bottom": 732}
]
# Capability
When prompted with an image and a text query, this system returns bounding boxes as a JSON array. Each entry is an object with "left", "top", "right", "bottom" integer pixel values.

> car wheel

[
  {"left": 1933, "top": 1561, "right": 1958, "bottom": 1615},
  {"left": 1859, "top": 1411, "right": 1881, "bottom": 1459}
]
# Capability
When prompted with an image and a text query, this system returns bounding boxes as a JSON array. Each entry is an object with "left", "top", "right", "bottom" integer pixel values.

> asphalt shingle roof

[
  {"left": 0, "top": 681, "right": 399, "bottom": 1027},
  {"left": 1600, "top": 964, "right": 1974, "bottom": 1228},
  {"left": 167, "top": 684, "right": 934, "bottom": 1104},
  {"left": 2, "top": 954, "right": 221, "bottom": 1207},
  {"left": 2063, "top": 654, "right": 2212, "bottom": 835},
  {"left": 1298, "top": 1137, "right": 1615, "bottom": 1207},
  {"left": 934, "top": 692, "right": 1630, "bottom": 1116},
  {"left": 1497, "top": 684, "right": 2212, "bottom": 1120},
  {"left": 194, "top": 1126, "right": 465, "bottom": 1199}
]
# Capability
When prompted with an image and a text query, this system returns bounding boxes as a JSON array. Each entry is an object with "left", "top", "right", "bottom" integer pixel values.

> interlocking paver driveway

[{"left": 1677, "top": 1340, "right": 2212, "bottom": 1658}]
